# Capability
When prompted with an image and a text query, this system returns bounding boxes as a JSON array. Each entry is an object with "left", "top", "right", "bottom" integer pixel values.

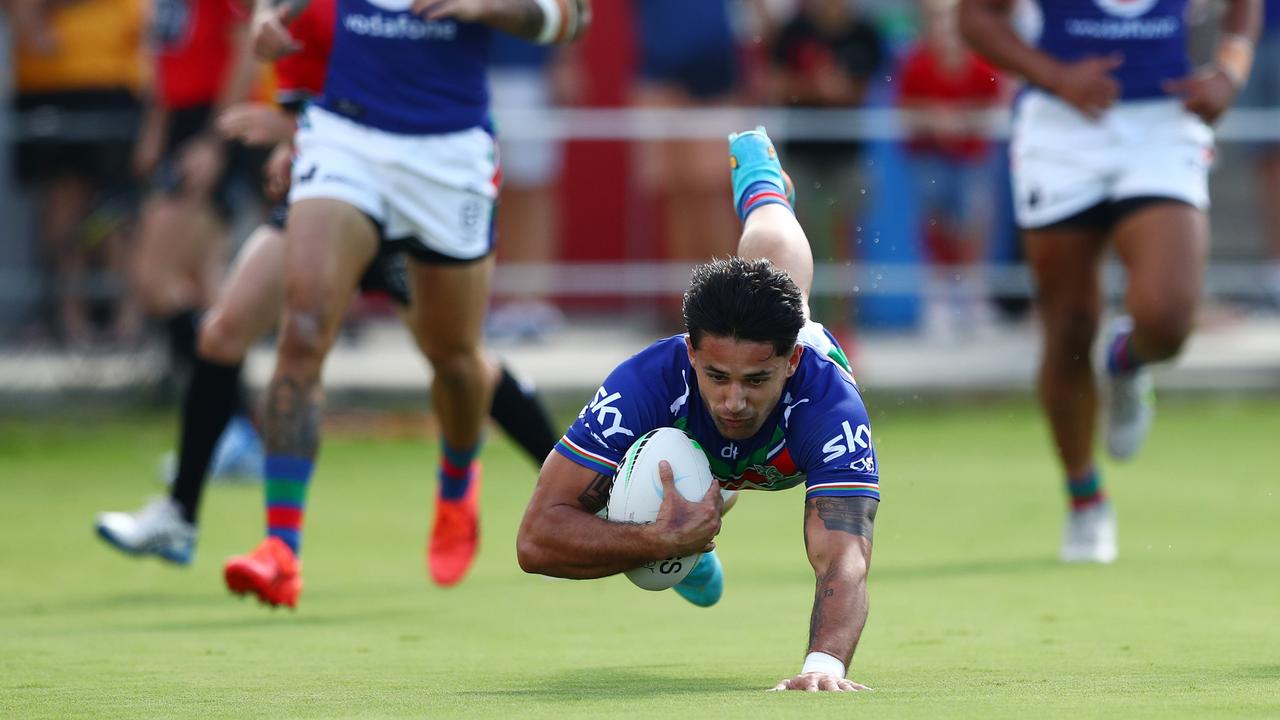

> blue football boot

[{"left": 673, "top": 550, "right": 724, "bottom": 608}]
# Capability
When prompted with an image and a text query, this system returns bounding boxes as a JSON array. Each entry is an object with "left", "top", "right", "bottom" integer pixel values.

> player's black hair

[{"left": 683, "top": 256, "right": 806, "bottom": 357}]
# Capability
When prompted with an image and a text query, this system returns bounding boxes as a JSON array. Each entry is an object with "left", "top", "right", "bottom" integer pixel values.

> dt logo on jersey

[{"left": 1094, "top": 0, "right": 1159, "bottom": 18}]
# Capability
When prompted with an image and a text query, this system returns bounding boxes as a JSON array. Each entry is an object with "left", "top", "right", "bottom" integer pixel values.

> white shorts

[
  {"left": 290, "top": 106, "right": 499, "bottom": 261},
  {"left": 1010, "top": 90, "right": 1214, "bottom": 229}
]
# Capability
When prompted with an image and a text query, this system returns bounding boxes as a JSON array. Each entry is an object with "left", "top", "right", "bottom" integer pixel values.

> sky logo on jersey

[
  {"left": 587, "top": 387, "right": 633, "bottom": 440},
  {"left": 821, "top": 420, "right": 872, "bottom": 463},
  {"left": 1094, "top": 0, "right": 1160, "bottom": 18}
]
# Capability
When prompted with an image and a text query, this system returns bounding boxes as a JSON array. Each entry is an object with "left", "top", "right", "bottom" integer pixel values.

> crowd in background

[{"left": 1, "top": 0, "right": 1277, "bottom": 352}]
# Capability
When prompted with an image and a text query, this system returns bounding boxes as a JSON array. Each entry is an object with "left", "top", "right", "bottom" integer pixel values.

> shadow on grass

[
  {"left": 6, "top": 590, "right": 423, "bottom": 636},
  {"left": 9, "top": 591, "right": 234, "bottom": 616},
  {"left": 1234, "top": 665, "right": 1280, "bottom": 680},
  {"left": 456, "top": 666, "right": 759, "bottom": 702},
  {"left": 873, "top": 556, "right": 1058, "bottom": 581}
]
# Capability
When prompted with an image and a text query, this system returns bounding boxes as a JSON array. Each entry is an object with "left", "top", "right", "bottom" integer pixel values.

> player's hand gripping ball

[{"left": 607, "top": 428, "right": 715, "bottom": 590}]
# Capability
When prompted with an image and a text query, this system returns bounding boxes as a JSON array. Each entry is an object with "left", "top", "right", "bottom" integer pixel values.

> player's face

[{"left": 686, "top": 334, "right": 803, "bottom": 441}]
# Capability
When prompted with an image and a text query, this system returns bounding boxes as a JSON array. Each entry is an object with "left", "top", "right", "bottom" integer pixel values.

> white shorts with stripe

[
  {"left": 289, "top": 105, "right": 499, "bottom": 261},
  {"left": 1010, "top": 90, "right": 1214, "bottom": 229}
]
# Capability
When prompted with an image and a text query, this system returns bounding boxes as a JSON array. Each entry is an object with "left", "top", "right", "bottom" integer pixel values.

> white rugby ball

[{"left": 607, "top": 427, "right": 715, "bottom": 591}]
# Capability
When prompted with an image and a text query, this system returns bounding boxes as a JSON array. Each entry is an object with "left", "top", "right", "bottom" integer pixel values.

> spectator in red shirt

[{"left": 898, "top": 0, "right": 1003, "bottom": 338}]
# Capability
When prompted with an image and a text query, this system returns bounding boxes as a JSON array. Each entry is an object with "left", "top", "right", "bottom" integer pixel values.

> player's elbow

[
  {"left": 515, "top": 535, "right": 543, "bottom": 575},
  {"left": 515, "top": 517, "right": 553, "bottom": 575}
]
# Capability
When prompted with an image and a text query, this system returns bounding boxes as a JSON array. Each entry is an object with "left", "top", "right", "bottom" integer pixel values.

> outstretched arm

[
  {"left": 516, "top": 452, "right": 722, "bottom": 578},
  {"left": 414, "top": 0, "right": 591, "bottom": 44},
  {"left": 771, "top": 495, "right": 877, "bottom": 692}
]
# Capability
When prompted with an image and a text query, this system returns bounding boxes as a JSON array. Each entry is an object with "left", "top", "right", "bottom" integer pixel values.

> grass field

[{"left": 2, "top": 397, "right": 1278, "bottom": 719}]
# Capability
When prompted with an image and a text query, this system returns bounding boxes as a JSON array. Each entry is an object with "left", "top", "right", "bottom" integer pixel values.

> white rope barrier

[{"left": 489, "top": 107, "right": 1280, "bottom": 143}]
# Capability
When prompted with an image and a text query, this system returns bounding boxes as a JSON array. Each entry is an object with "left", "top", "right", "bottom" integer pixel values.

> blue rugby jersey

[
  {"left": 321, "top": 0, "right": 491, "bottom": 134},
  {"left": 556, "top": 331, "right": 880, "bottom": 502},
  {"left": 1037, "top": 0, "right": 1190, "bottom": 100}
]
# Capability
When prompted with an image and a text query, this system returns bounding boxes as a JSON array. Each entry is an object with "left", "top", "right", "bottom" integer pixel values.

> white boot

[
  {"left": 95, "top": 497, "right": 196, "bottom": 565},
  {"left": 1060, "top": 502, "right": 1117, "bottom": 564}
]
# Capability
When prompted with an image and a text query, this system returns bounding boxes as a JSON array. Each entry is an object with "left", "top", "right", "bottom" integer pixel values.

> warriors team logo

[{"left": 1093, "top": 0, "right": 1160, "bottom": 18}]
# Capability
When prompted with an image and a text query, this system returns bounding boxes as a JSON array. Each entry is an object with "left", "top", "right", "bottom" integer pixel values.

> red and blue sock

[
  {"left": 1066, "top": 468, "right": 1106, "bottom": 511},
  {"left": 736, "top": 180, "right": 793, "bottom": 222},
  {"left": 1107, "top": 329, "right": 1143, "bottom": 375},
  {"left": 265, "top": 455, "right": 312, "bottom": 554},
  {"left": 439, "top": 441, "right": 479, "bottom": 501}
]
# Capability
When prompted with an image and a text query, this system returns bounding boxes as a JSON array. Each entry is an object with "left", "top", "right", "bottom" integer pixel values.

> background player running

[
  {"left": 959, "top": 0, "right": 1261, "bottom": 562},
  {"left": 518, "top": 128, "right": 879, "bottom": 693},
  {"left": 95, "top": 0, "right": 560, "bottom": 574},
  {"left": 221, "top": 0, "right": 590, "bottom": 607}
]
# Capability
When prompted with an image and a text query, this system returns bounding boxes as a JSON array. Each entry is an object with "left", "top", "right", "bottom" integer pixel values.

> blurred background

[{"left": 0, "top": 0, "right": 1277, "bottom": 409}]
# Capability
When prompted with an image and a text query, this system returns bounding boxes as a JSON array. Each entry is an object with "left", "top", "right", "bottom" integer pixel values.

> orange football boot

[
  {"left": 428, "top": 465, "right": 481, "bottom": 587},
  {"left": 224, "top": 536, "right": 302, "bottom": 608}
]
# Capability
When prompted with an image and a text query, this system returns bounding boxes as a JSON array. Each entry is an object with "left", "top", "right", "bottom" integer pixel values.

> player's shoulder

[
  {"left": 787, "top": 327, "right": 865, "bottom": 414},
  {"left": 624, "top": 334, "right": 691, "bottom": 374},
  {"left": 598, "top": 335, "right": 692, "bottom": 400},
  {"left": 795, "top": 322, "right": 856, "bottom": 382}
]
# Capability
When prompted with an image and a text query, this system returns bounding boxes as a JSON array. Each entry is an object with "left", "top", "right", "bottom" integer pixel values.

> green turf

[{"left": 2, "top": 398, "right": 1278, "bottom": 719}]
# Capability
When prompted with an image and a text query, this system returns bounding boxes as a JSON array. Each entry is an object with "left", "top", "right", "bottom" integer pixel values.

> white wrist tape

[
  {"left": 531, "top": 0, "right": 563, "bottom": 44},
  {"left": 802, "top": 651, "right": 846, "bottom": 679}
]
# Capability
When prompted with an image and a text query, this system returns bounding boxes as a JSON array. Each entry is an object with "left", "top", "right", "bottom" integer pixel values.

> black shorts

[
  {"left": 642, "top": 51, "right": 738, "bottom": 100},
  {"left": 13, "top": 88, "right": 141, "bottom": 186},
  {"left": 154, "top": 105, "right": 269, "bottom": 220},
  {"left": 1032, "top": 196, "right": 1193, "bottom": 232},
  {"left": 267, "top": 203, "right": 411, "bottom": 307}
]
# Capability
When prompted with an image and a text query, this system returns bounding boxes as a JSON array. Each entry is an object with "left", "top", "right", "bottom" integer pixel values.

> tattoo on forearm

[
  {"left": 265, "top": 375, "right": 321, "bottom": 458},
  {"left": 813, "top": 497, "right": 878, "bottom": 540},
  {"left": 807, "top": 571, "right": 837, "bottom": 649},
  {"left": 577, "top": 473, "right": 614, "bottom": 514}
]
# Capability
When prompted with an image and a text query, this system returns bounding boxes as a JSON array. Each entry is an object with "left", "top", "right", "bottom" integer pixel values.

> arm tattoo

[
  {"left": 577, "top": 473, "right": 614, "bottom": 514},
  {"left": 264, "top": 375, "right": 322, "bottom": 458},
  {"left": 813, "top": 496, "right": 878, "bottom": 541},
  {"left": 807, "top": 571, "right": 838, "bottom": 649}
]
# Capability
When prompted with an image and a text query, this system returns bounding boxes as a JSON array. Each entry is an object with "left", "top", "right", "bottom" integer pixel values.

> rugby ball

[{"left": 607, "top": 427, "right": 715, "bottom": 591}]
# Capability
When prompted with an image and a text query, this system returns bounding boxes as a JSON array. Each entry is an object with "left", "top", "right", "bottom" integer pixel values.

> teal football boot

[{"left": 673, "top": 549, "right": 724, "bottom": 608}]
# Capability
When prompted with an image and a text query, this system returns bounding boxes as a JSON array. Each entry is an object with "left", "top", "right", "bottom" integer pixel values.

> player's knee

[
  {"left": 196, "top": 311, "right": 249, "bottom": 365},
  {"left": 426, "top": 346, "right": 485, "bottom": 385},
  {"left": 276, "top": 309, "right": 329, "bottom": 371},
  {"left": 1135, "top": 309, "right": 1193, "bottom": 360}
]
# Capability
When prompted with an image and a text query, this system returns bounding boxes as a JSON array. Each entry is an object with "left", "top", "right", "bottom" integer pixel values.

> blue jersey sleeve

[
  {"left": 788, "top": 375, "right": 880, "bottom": 502},
  {"left": 555, "top": 342, "right": 677, "bottom": 477}
]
